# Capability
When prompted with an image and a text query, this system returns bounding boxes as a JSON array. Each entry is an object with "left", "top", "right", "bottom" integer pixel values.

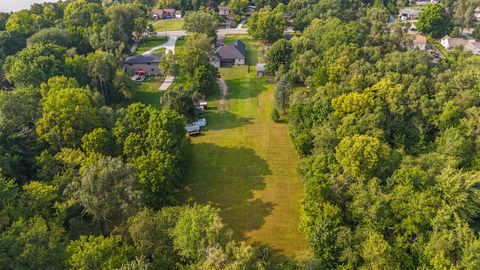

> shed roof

[{"left": 414, "top": 35, "right": 427, "bottom": 45}]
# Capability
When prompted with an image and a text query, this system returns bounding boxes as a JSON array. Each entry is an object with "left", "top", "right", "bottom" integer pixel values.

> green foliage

[
  {"left": 66, "top": 235, "right": 134, "bottom": 270},
  {"left": 0, "top": 216, "right": 67, "bottom": 270},
  {"left": 36, "top": 83, "right": 101, "bottom": 151},
  {"left": 192, "top": 64, "right": 219, "bottom": 96},
  {"left": 265, "top": 39, "right": 293, "bottom": 76},
  {"left": 66, "top": 156, "right": 143, "bottom": 232},
  {"left": 275, "top": 75, "right": 293, "bottom": 114},
  {"left": 27, "top": 27, "right": 73, "bottom": 48},
  {"left": 271, "top": 107, "right": 281, "bottom": 122},
  {"left": 183, "top": 10, "right": 219, "bottom": 40},
  {"left": 171, "top": 204, "right": 230, "bottom": 262},
  {"left": 417, "top": 4, "right": 453, "bottom": 38},
  {"left": 248, "top": 4, "right": 287, "bottom": 43},
  {"left": 161, "top": 86, "right": 199, "bottom": 120},
  {"left": 81, "top": 128, "right": 115, "bottom": 155},
  {"left": 3, "top": 44, "right": 66, "bottom": 87},
  {"left": 0, "top": 87, "right": 40, "bottom": 179}
]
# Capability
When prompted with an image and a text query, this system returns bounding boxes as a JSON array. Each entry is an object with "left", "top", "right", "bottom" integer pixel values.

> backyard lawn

[
  {"left": 153, "top": 19, "right": 184, "bottom": 32},
  {"left": 178, "top": 35, "right": 307, "bottom": 258},
  {"left": 130, "top": 76, "right": 164, "bottom": 108}
]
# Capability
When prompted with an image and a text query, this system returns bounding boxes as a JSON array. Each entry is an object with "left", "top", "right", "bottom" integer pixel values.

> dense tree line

[
  {"left": 268, "top": 4, "right": 480, "bottom": 268},
  {"left": 0, "top": 1, "right": 244, "bottom": 269}
]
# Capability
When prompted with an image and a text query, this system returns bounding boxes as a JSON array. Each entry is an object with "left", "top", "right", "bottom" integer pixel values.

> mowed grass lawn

[
  {"left": 130, "top": 76, "right": 164, "bottom": 108},
  {"left": 153, "top": 19, "right": 184, "bottom": 32},
  {"left": 178, "top": 35, "right": 307, "bottom": 258}
]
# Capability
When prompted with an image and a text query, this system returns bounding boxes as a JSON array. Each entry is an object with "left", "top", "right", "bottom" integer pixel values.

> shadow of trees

[
  {"left": 179, "top": 143, "right": 274, "bottom": 239},
  {"left": 203, "top": 110, "right": 253, "bottom": 130}
]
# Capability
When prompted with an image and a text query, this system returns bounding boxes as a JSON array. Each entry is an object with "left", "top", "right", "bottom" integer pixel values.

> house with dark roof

[
  {"left": 151, "top": 8, "right": 177, "bottom": 20},
  {"left": 124, "top": 54, "right": 162, "bottom": 76},
  {"left": 211, "top": 40, "right": 247, "bottom": 67},
  {"left": 399, "top": 8, "right": 420, "bottom": 21}
]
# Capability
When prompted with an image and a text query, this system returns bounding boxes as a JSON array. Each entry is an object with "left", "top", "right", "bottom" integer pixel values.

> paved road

[{"left": 157, "top": 27, "right": 294, "bottom": 37}]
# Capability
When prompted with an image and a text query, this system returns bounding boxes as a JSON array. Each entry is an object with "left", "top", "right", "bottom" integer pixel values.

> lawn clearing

[
  {"left": 136, "top": 36, "right": 168, "bottom": 54},
  {"left": 153, "top": 19, "right": 184, "bottom": 32},
  {"left": 130, "top": 76, "right": 164, "bottom": 108},
  {"left": 178, "top": 35, "right": 307, "bottom": 258}
]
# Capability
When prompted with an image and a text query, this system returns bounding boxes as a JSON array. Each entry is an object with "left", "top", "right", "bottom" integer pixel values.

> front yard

[
  {"left": 135, "top": 36, "right": 168, "bottom": 54},
  {"left": 153, "top": 19, "right": 184, "bottom": 32}
]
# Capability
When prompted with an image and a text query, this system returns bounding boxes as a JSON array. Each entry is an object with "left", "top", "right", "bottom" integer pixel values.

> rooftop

[
  {"left": 125, "top": 54, "right": 162, "bottom": 64},
  {"left": 414, "top": 35, "right": 427, "bottom": 45}
]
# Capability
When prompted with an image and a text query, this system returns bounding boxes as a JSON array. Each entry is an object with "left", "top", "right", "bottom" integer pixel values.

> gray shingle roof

[
  {"left": 125, "top": 54, "right": 162, "bottom": 64},
  {"left": 233, "top": 40, "right": 246, "bottom": 57},
  {"left": 215, "top": 45, "right": 245, "bottom": 60}
]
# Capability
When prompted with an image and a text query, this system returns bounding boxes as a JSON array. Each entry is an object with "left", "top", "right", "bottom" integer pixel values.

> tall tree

[
  {"left": 417, "top": 4, "right": 453, "bottom": 38},
  {"left": 248, "top": 4, "right": 287, "bottom": 43},
  {"left": 183, "top": 10, "right": 219, "bottom": 40}
]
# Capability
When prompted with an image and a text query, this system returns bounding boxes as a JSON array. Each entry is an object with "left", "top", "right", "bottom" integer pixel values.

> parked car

[
  {"left": 186, "top": 123, "right": 200, "bottom": 136},
  {"left": 193, "top": 118, "right": 207, "bottom": 128}
]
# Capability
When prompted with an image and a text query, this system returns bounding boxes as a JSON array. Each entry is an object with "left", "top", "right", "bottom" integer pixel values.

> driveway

[{"left": 142, "top": 35, "right": 178, "bottom": 55}]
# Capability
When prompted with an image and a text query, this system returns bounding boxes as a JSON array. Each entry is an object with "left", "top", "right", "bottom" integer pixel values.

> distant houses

[
  {"left": 399, "top": 8, "right": 420, "bottom": 21},
  {"left": 125, "top": 54, "right": 162, "bottom": 76},
  {"left": 441, "top": 36, "right": 480, "bottom": 55},
  {"left": 211, "top": 40, "right": 247, "bottom": 67},
  {"left": 218, "top": 6, "right": 232, "bottom": 19},
  {"left": 413, "top": 34, "right": 428, "bottom": 50},
  {"left": 151, "top": 8, "right": 182, "bottom": 20}
]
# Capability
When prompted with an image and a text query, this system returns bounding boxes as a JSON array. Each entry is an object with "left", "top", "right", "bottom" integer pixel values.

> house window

[
  {"left": 128, "top": 64, "right": 133, "bottom": 66},
  {"left": 147, "top": 62, "right": 151, "bottom": 65}
]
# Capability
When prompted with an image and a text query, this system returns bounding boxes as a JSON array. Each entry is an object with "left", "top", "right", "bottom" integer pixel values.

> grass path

[{"left": 178, "top": 36, "right": 307, "bottom": 258}]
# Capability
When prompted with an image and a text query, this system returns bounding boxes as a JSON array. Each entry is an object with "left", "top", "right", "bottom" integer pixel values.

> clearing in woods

[{"left": 178, "top": 35, "right": 307, "bottom": 258}]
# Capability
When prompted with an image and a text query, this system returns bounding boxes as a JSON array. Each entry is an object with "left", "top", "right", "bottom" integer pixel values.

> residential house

[
  {"left": 256, "top": 63, "right": 266, "bottom": 76},
  {"left": 441, "top": 36, "right": 480, "bottom": 54},
  {"left": 124, "top": 54, "right": 162, "bottom": 76},
  {"left": 218, "top": 6, "right": 232, "bottom": 19},
  {"left": 413, "top": 34, "right": 427, "bottom": 50},
  {"left": 475, "top": 6, "right": 480, "bottom": 21},
  {"left": 211, "top": 40, "right": 247, "bottom": 66},
  {"left": 399, "top": 8, "right": 420, "bottom": 21},
  {"left": 175, "top": 10, "right": 182, "bottom": 18},
  {"left": 151, "top": 8, "right": 177, "bottom": 20}
]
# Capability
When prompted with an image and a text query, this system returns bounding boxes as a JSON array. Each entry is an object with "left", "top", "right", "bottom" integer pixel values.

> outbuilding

[{"left": 256, "top": 63, "right": 266, "bottom": 76}]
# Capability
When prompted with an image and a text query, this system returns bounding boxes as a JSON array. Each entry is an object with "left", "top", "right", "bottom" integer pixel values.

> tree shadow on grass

[
  {"left": 179, "top": 143, "right": 274, "bottom": 240},
  {"left": 203, "top": 110, "right": 254, "bottom": 130}
]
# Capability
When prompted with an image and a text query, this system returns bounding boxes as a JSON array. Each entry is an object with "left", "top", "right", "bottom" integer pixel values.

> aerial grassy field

[
  {"left": 178, "top": 35, "right": 307, "bottom": 258},
  {"left": 153, "top": 19, "right": 184, "bottom": 32}
]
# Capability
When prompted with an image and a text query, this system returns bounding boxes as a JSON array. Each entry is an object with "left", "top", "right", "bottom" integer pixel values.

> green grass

[
  {"left": 178, "top": 35, "right": 307, "bottom": 258},
  {"left": 130, "top": 77, "right": 164, "bottom": 108},
  {"left": 153, "top": 19, "right": 184, "bottom": 32},
  {"left": 136, "top": 36, "right": 168, "bottom": 54}
]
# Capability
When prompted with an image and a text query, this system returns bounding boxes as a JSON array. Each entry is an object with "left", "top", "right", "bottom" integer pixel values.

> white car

[{"left": 193, "top": 118, "right": 207, "bottom": 128}]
